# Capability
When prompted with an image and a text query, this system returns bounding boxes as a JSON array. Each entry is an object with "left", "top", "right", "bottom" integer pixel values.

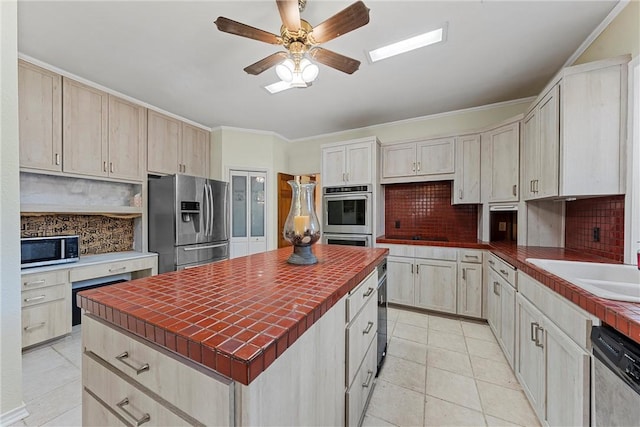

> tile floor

[{"left": 13, "top": 308, "right": 539, "bottom": 426}]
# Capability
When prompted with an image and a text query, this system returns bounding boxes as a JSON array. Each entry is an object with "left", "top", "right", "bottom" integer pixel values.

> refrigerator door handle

[
  {"left": 203, "top": 184, "right": 210, "bottom": 237},
  {"left": 182, "top": 243, "right": 228, "bottom": 251},
  {"left": 208, "top": 183, "right": 215, "bottom": 238}
]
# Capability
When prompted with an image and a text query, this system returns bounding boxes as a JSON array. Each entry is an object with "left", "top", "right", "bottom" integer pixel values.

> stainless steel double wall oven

[{"left": 322, "top": 184, "right": 373, "bottom": 247}]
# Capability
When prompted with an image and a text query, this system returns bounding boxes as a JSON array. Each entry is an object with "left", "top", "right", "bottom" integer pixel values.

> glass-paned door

[{"left": 230, "top": 170, "right": 267, "bottom": 258}]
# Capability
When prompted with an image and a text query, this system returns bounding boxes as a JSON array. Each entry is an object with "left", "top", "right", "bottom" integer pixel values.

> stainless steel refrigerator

[{"left": 148, "top": 174, "right": 230, "bottom": 273}]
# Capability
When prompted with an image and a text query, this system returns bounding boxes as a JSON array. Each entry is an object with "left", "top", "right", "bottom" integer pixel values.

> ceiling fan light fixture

[
  {"left": 300, "top": 58, "right": 319, "bottom": 83},
  {"left": 368, "top": 25, "right": 446, "bottom": 63},
  {"left": 264, "top": 80, "right": 294, "bottom": 94},
  {"left": 275, "top": 58, "right": 295, "bottom": 82}
]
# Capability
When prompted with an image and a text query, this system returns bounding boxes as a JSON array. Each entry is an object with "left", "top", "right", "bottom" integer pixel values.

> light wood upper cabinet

[
  {"left": 453, "top": 134, "right": 481, "bottom": 204},
  {"left": 381, "top": 137, "right": 455, "bottom": 183},
  {"left": 62, "top": 78, "right": 109, "bottom": 177},
  {"left": 181, "top": 123, "right": 210, "bottom": 178},
  {"left": 321, "top": 140, "right": 373, "bottom": 187},
  {"left": 148, "top": 111, "right": 210, "bottom": 177},
  {"left": 483, "top": 121, "right": 520, "bottom": 203},
  {"left": 18, "top": 60, "right": 62, "bottom": 172},
  {"left": 147, "top": 110, "right": 180, "bottom": 175},
  {"left": 108, "top": 95, "right": 146, "bottom": 181}
]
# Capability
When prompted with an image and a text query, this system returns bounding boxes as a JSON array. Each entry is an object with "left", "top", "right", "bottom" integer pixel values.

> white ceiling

[{"left": 18, "top": 0, "right": 618, "bottom": 140}]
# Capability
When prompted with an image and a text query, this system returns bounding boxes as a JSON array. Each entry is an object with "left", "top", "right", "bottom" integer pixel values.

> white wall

[
  {"left": 286, "top": 98, "right": 533, "bottom": 175},
  {"left": 0, "top": 0, "right": 26, "bottom": 423}
]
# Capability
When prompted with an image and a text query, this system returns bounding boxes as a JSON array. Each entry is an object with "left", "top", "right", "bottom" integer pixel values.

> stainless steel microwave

[
  {"left": 323, "top": 185, "right": 372, "bottom": 235},
  {"left": 21, "top": 235, "right": 80, "bottom": 269}
]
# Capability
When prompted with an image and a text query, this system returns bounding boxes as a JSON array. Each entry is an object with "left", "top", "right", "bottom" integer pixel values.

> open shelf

[{"left": 21, "top": 204, "right": 143, "bottom": 216}]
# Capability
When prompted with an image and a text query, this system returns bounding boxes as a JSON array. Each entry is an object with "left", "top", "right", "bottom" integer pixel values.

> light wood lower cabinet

[
  {"left": 83, "top": 389, "right": 128, "bottom": 426},
  {"left": 457, "top": 261, "right": 483, "bottom": 318},
  {"left": 486, "top": 254, "right": 517, "bottom": 368},
  {"left": 415, "top": 259, "right": 457, "bottom": 313},
  {"left": 346, "top": 337, "right": 377, "bottom": 427}
]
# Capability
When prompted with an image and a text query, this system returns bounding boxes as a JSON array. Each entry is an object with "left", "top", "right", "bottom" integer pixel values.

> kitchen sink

[{"left": 526, "top": 258, "right": 640, "bottom": 303}]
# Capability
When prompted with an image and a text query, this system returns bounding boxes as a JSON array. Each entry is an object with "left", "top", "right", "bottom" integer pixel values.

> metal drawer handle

[
  {"left": 530, "top": 322, "right": 539, "bottom": 343},
  {"left": 24, "top": 295, "right": 46, "bottom": 302},
  {"left": 464, "top": 255, "right": 479, "bottom": 260},
  {"left": 24, "top": 279, "right": 45, "bottom": 287},
  {"left": 499, "top": 269, "right": 509, "bottom": 276},
  {"left": 362, "top": 370, "right": 374, "bottom": 388},
  {"left": 493, "top": 281, "right": 500, "bottom": 296},
  {"left": 24, "top": 322, "right": 46, "bottom": 331},
  {"left": 535, "top": 327, "right": 544, "bottom": 348},
  {"left": 116, "top": 398, "right": 151, "bottom": 426},
  {"left": 363, "top": 321, "right": 374, "bottom": 335},
  {"left": 108, "top": 266, "right": 127, "bottom": 273},
  {"left": 116, "top": 352, "right": 150, "bottom": 375},
  {"left": 363, "top": 287, "right": 374, "bottom": 298},
  {"left": 488, "top": 260, "right": 495, "bottom": 266}
]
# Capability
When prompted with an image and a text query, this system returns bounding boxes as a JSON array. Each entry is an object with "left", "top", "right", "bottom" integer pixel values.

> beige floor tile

[
  {"left": 428, "top": 330, "right": 468, "bottom": 353},
  {"left": 378, "top": 355, "right": 426, "bottom": 393},
  {"left": 51, "top": 333, "right": 82, "bottom": 369},
  {"left": 484, "top": 414, "right": 524, "bottom": 426},
  {"left": 22, "top": 379, "right": 82, "bottom": 427},
  {"left": 387, "top": 307, "right": 402, "bottom": 323},
  {"left": 465, "top": 337, "right": 506, "bottom": 362},
  {"left": 362, "top": 413, "right": 397, "bottom": 427},
  {"left": 22, "top": 347, "right": 81, "bottom": 402},
  {"left": 387, "top": 337, "right": 427, "bottom": 365},
  {"left": 428, "top": 316, "right": 463, "bottom": 335},
  {"left": 470, "top": 355, "right": 520, "bottom": 390},
  {"left": 367, "top": 379, "right": 425, "bottom": 426},
  {"left": 392, "top": 322, "right": 429, "bottom": 345},
  {"left": 461, "top": 321, "right": 497, "bottom": 342},
  {"left": 425, "top": 367, "right": 482, "bottom": 412},
  {"left": 41, "top": 404, "right": 82, "bottom": 427},
  {"left": 476, "top": 380, "right": 540, "bottom": 427},
  {"left": 424, "top": 396, "right": 487, "bottom": 427},
  {"left": 8, "top": 420, "right": 27, "bottom": 427},
  {"left": 396, "top": 310, "right": 430, "bottom": 329},
  {"left": 427, "top": 347, "right": 473, "bottom": 377}
]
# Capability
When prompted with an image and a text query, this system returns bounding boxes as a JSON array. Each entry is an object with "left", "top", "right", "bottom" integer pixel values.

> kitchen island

[{"left": 78, "top": 244, "right": 387, "bottom": 425}]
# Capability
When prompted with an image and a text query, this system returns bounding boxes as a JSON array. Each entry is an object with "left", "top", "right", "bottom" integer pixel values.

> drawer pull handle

[
  {"left": 535, "top": 327, "right": 544, "bottom": 348},
  {"left": 530, "top": 322, "right": 539, "bottom": 343},
  {"left": 116, "top": 352, "right": 150, "bottom": 375},
  {"left": 116, "top": 398, "right": 151, "bottom": 426},
  {"left": 24, "top": 279, "right": 46, "bottom": 287},
  {"left": 488, "top": 260, "right": 495, "bottom": 266},
  {"left": 363, "top": 287, "right": 374, "bottom": 298},
  {"left": 24, "top": 295, "right": 46, "bottom": 302},
  {"left": 499, "top": 269, "right": 508, "bottom": 276},
  {"left": 24, "top": 322, "right": 46, "bottom": 331},
  {"left": 493, "top": 281, "right": 500, "bottom": 296},
  {"left": 108, "top": 266, "right": 127, "bottom": 273},
  {"left": 362, "top": 370, "right": 374, "bottom": 388},
  {"left": 363, "top": 321, "right": 374, "bottom": 335},
  {"left": 464, "top": 255, "right": 479, "bottom": 260}
]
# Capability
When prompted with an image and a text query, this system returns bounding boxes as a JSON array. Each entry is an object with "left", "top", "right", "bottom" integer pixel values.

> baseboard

[{"left": 0, "top": 403, "right": 29, "bottom": 427}]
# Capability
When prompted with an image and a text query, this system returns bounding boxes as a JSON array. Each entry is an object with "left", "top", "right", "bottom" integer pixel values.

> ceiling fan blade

[
  {"left": 311, "top": 1, "right": 370, "bottom": 44},
  {"left": 214, "top": 16, "right": 282, "bottom": 45},
  {"left": 276, "top": 0, "right": 301, "bottom": 32},
  {"left": 243, "top": 52, "right": 289, "bottom": 75},
  {"left": 309, "top": 48, "right": 361, "bottom": 75}
]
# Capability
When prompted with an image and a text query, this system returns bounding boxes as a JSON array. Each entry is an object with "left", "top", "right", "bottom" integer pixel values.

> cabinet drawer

[
  {"left": 414, "top": 246, "right": 457, "bottom": 261},
  {"left": 376, "top": 244, "right": 415, "bottom": 258},
  {"left": 22, "top": 283, "right": 67, "bottom": 308},
  {"left": 459, "top": 249, "right": 483, "bottom": 264},
  {"left": 22, "top": 299, "right": 70, "bottom": 347},
  {"left": 487, "top": 253, "right": 516, "bottom": 287},
  {"left": 70, "top": 257, "right": 156, "bottom": 282},
  {"left": 346, "top": 337, "right": 377, "bottom": 427},
  {"left": 346, "top": 291, "right": 378, "bottom": 387},
  {"left": 82, "top": 315, "right": 232, "bottom": 426},
  {"left": 83, "top": 353, "right": 197, "bottom": 426},
  {"left": 83, "top": 389, "right": 127, "bottom": 427},
  {"left": 21, "top": 269, "right": 68, "bottom": 291},
  {"left": 346, "top": 270, "right": 377, "bottom": 323}
]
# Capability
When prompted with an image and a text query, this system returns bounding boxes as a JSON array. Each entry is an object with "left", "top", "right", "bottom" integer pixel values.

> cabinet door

[
  {"left": 515, "top": 294, "right": 545, "bottom": 419},
  {"left": 147, "top": 110, "right": 180, "bottom": 175},
  {"left": 522, "top": 108, "right": 539, "bottom": 201},
  {"left": 181, "top": 124, "right": 210, "bottom": 178},
  {"left": 18, "top": 60, "right": 62, "bottom": 172},
  {"left": 62, "top": 78, "right": 108, "bottom": 177},
  {"left": 387, "top": 257, "right": 414, "bottom": 306},
  {"left": 416, "top": 138, "right": 455, "bottom": 176},
  {"left": 543, "top": 318, "right": 590, "bottom": 427},
  {"left": 322, "top": 146, "right": 346, "bottom": 186},
  {"left": 457, "top": 262, "right": 482, "bottom": 318},
  {"left": 345, "top": 142, "right": 372, "bottom": 185},
  {"left": 230, "top": 171, "right": 267, "bottom": 258},
  {"left": 453, "top": 134, "right": 481, "bottom": 204},
  {"left": 537, "top": 85, "right": 560, "bottom": 199},
  {"left": 381, "top": 143, "right": 416, "bottom": 178},
  {"left": 499, "top": 278, "right": 516, "bottom": 368},
  {"left": 415, "top": 259, "right": 457, "bottom": 314},
  {"left": 108, "top": 95, "right": 145, "bottom": 181},
  {"left": 487, "top": 122, "right": 520, "bottom": 202},
  {"left": 486, "top": 269, "right": 501, "bottom": 337}
]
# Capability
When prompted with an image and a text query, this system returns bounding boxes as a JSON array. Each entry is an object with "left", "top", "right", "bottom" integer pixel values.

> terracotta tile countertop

[
  {"left": 377, "top": 237, "right": 640, "bottom": 344},
  {"left": 77, "top": 245, "right": 388, "bottom": 385}
]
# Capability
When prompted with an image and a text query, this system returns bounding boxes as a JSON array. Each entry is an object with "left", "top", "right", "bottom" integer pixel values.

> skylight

[{"left": 367, "top": 26, "right": 446, "bottom": 63}]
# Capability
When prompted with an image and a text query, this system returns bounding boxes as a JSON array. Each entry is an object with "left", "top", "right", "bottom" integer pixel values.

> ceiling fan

[{"left": 214, "top": 0, "right": 370, "bottom": 86}]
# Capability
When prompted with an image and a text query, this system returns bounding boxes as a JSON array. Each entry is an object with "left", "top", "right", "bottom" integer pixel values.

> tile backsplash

[
  {"left": 21, "top": 214, "right": 134, "bottom": 255},
  {"left": 565, "top": 195, "right": 625, "bottom": 262},
  {"left": 384, "top": 181, "right": 478, "bottom": 242}
]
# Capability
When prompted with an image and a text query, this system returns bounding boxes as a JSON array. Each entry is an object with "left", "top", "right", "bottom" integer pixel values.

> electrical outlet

[
  {"left": 593, "top": 227, "right": 600, "bottom": 242},
  {"left": 395, "top": 220, "right": 401, "bottom": 229}
]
